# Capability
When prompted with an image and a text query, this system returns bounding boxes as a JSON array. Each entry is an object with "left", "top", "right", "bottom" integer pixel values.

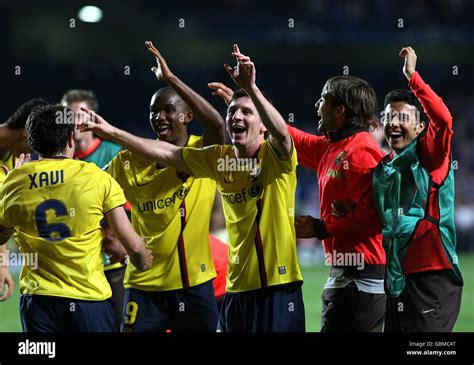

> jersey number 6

[{"left": 35, "top": 200, "right": 72, "bottom": 241}]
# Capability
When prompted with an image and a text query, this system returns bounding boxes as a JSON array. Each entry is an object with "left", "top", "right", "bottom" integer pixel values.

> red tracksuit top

[
  {"left": 393, "top": 71, "right": 454, "bottom": 274},
  {"left": 288, "top": 125, "right": 386, "bottom": 265}
]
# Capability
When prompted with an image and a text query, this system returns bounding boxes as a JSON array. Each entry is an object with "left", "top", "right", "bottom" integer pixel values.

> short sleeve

[
  {"left": 181, "top": 145, "right": 221, "bottom": 180},
  {"left": 266, "top": 138, "right": 297, "bottom": 175},
  {"left": 287, "top": 125, "right": 326, "bottom": 171},
  {"left": 101, "top": 172, "right": 127, "bottom": 214}
]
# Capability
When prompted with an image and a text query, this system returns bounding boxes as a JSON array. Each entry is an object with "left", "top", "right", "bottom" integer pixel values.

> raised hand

[
  {"left": 77, "top": 107, "right": 116, "bottom": 140},
  {"left": 145, "top": 41, "right": 174, "bottom": 83},
  {"left": 224, "top": 44, "right": 256, "bottom": 91},
  {"left": 15, "top": 153, "right": 31, "bottom": 168},
  {"left": 208, "top": 82, "right": 234, "bottom": 105},
  {"left": 399, "top": 46, "right": 417, "bottom": 81}
]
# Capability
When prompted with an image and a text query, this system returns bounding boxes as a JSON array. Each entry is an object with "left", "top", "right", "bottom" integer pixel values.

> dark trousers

[
  {"left": 321, "top": 282, "right": 386, "bottom": 332},
  {"left": 384, "top": 269, "right": 462, "bottom": 332}
]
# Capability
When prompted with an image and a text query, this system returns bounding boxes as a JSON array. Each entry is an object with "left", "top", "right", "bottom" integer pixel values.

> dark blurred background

[{"left": 2, "top": 0, "right": 474, "bottom": 255}]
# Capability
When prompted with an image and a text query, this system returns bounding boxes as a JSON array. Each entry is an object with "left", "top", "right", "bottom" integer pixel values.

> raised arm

[
  {"left": 224, "top": 44, "right": 292, "bottom": 159},
  {"left": 105, "top": 206, "right": 152, "bottom": 271},
  {"left": 400, "top": 46, "right": 453, "bottom": 176},
  {"left": 208, "top": 82, "right": 234, "bottom": 105},
  {"left": 78, "top": 107, "right": 191, "bottom": 174},
  {"left": 145, "top": 41, "right": 225, "bottom": 146}
]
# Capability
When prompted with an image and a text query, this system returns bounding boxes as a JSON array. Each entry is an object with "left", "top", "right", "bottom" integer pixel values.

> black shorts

[
  {"left": 122, "top": 279, "right": 219, "bottom": 332},
  {"left": 321, "top": 282, "right": 386, "bottom": 332},
  {"left": 20, "top": 294, "right": 115, "bottom": 332},
  {"left": 384, "top": 269, "right": 462, "bottom": 332},
  {"left": 217, "top": 281, "right": 305, "bottom": 332}
]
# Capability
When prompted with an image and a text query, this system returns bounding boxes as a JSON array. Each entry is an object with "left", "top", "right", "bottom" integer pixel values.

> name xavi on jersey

[{"left": 28, "top": 170, "right": 65, "bottom": 189}]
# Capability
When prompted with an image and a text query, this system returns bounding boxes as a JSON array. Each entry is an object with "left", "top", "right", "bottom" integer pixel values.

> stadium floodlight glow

[{"left": 78, "top": 6, "right": 103, "bottom": 23}]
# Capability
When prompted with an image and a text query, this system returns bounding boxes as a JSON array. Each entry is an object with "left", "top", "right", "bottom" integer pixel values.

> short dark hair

[
  {"left": 228, "top": 88, "right": 273, "bottom": 106},
  {"left": 383, "top": 89, "right": 428, "bottom": 124},
  {"left": 323, "top": 76, "right": 378, "bottom": 131},
  {"left": 4, "top": 98, "right": 49, "bottom": 130},
  {"left": 61, "top": 89, "right": 99, "bottom": 111},
  {"left": 26, "top": 104, "right": 75, "bottom": 157}
]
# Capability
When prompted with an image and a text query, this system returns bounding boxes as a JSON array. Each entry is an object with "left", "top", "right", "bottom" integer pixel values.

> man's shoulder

[
  {"left": 184, "top": 142, "right": 233, "bottom": 156},
  {"left": 187, "top": 135, "right": 203, "bottom": 148},
  {"left": 344, "top": 132, "right": 385, "bottom": 169},
  {"left": 350, "top": 132, "right": 385, "bottom": 155}
]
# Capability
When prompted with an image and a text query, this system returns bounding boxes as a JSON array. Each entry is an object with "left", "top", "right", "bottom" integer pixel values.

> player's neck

[
  {"left": 233, "top": 140, "right": 262, "bottom": 159},
  {"left": 175, "top": 133, "right": 189, "bottom": 148},
  {"left": 40, "top": 149, "right": 74, "bottom": 160},
  {"left": 39, "top": 155, "right": 70, "bottom": 160}
]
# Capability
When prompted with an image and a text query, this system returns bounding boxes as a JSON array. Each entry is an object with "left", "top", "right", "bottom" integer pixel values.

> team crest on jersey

[
  {"left": 248, "top": 182, "right": 263, "bottom": 198},
  {"left": 334, "top": 151, "right": 347, "bottom": 166},
  {"left": 177, "top": 185, "right": 189, "bottom": 199},
  {"left": 249, "top": 161, "right": 262, "bottom": 180}
]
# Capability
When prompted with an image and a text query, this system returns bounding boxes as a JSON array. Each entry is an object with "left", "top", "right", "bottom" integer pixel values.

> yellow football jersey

[
  {"left": 182, "top": 140, "right": 303, "bottom": 292},
  {"left": 108, "top": 135, "right": 217, "bottom": 291},
  {"left": 0, "top": 150, "right": 15, "bottom": 184},
  {"left": 0, "top": 158, "right": 126, "bottom": 300}
]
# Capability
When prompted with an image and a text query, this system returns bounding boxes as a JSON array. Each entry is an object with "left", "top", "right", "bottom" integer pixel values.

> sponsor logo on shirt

[
  {"left": 334, "top": 151, "right": 347, "bottom": 166},
  {"left": 326, "top": 169, "right": 346, "bottom": 179},
  {"left": 137, "top": 186, "right": 189, "bottom": 212},
  {"left": 221, "top": 182, "right": 263, "bottom": 204}
]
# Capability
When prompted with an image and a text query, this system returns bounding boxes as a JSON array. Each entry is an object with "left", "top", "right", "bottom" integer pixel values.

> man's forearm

[
  {"left": 410, "top": 72, "right": 452, "bottom": 128},
  {"left": 109, "top": 127, "right": 190, "bottom": 173},
  {"left": 167, "top": 75, "right": 225, "bottom": 145},
  {"left": 246, "top": 85, "right": 289, "bottom": 142}
]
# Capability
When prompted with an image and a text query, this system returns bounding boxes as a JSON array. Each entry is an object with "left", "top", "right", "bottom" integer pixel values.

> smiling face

[
  {"left": 149, "top": 89, "right": 192, "bottom": 146},
  {"left": 383, "top": 101, "right": 425, "bottom": 153},
  {"left": 226, "top": 96, "right": 266, "bottom": 151}
]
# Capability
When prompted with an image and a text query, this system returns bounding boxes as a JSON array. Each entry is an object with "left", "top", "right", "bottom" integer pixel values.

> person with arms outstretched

[
  {"left": 79, "top": 44, "right": 305, "bottom": 332},
  {"left": 209, "top": 74, "right": 386, "bottom": 332},
  {"left": 108, "top": 41, "right": 225, "bottom": 332},
  {"left": 374, "top": 47, "right": 463, "bottom": 332}
]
